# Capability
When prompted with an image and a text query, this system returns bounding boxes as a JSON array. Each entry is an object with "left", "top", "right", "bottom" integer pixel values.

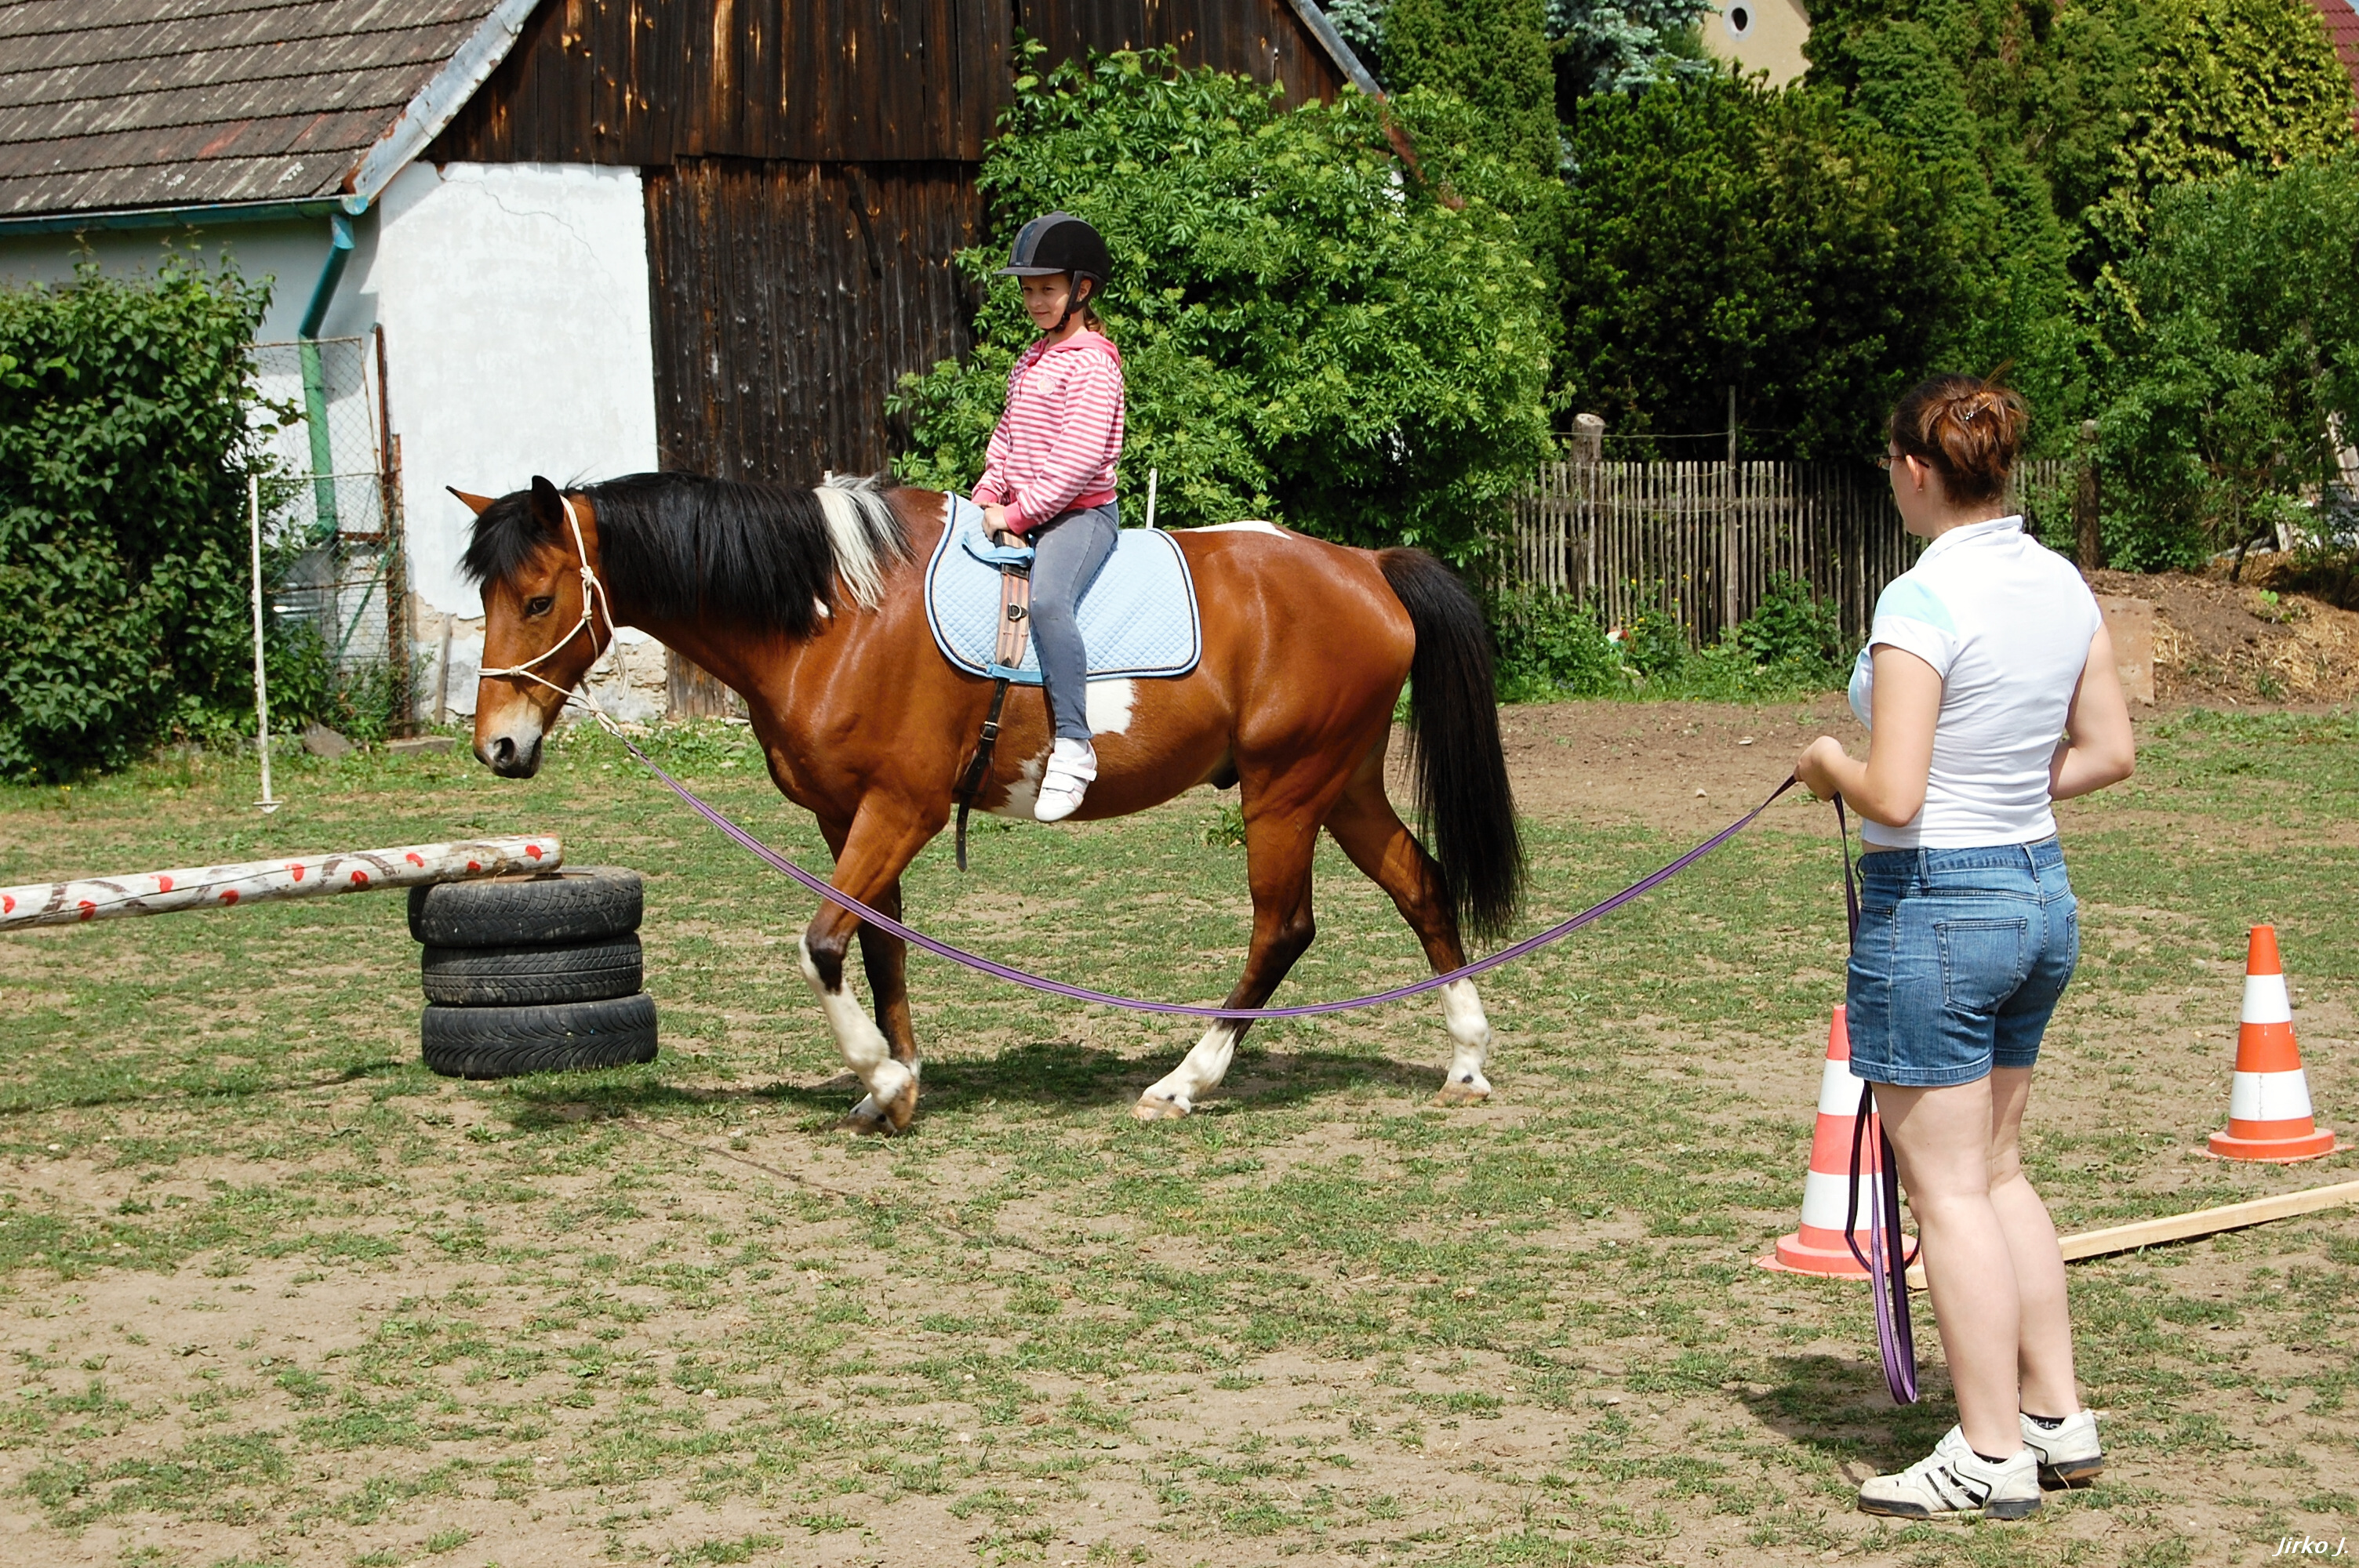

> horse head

[{"left": 455, "top": 475, "right": 610, "bottom": 779}]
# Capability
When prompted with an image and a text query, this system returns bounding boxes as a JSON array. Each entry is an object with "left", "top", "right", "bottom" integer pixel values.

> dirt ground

[
  {"left": 2089, "top": 566, "right": 2359, "bottom": 706},
  {"left": 2, "top": 691, "right": 2352, "bottom": 1568}
]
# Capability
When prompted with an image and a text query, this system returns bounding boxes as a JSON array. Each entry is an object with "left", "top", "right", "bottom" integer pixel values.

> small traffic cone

[
  {"left": 2208, "top": 926, "right": 2344, "bottom": 1163},
  {"left": 1759, "top": 1007, "right": 1903, "bottom": 1277}
]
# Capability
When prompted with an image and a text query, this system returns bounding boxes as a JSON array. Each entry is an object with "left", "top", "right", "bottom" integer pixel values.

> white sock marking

[
  {"left": 798, "top": 935, "right": 913, "bottom": 1106},
  {"left": 1141, "top": 1022, "right": 1241, "bottom": 1113},
  {"left": 1440, "top": 978, "right": 1493, "bottom": 1094}
]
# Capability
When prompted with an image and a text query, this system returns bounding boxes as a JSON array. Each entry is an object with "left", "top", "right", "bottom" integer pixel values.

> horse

[{"left": 456, "top": 472, "right": 1523, "bottom": 1131}]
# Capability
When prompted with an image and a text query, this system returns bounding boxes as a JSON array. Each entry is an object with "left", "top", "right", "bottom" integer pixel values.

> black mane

[{"left": 460, "top": 472, "right": 910, "bottom": 638}]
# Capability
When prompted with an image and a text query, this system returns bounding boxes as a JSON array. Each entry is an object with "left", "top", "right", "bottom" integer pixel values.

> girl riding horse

[{"left": 974, "top": 211, "right": 1125, "bottom": 822}]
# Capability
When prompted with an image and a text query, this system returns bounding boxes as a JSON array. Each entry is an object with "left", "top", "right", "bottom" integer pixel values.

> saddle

[{"left": 927, "top": 495, "right": 1202, "bottom": 866}]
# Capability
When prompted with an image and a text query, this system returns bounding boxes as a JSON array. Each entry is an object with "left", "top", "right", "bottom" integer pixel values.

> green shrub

[
  {"left": 890, "top": 47, "right": 1556, "bottom": 566},
  {"left": 1488, "top": 575, "right": 1850, "bottom": 702},
  {"left": 1733, "top": 574, "right": 1845, "bottom": 671},
  {"left": 0, "top": 255, "right": 277, "bottom": 781},
  {"left": 1487, "top": 585, "right": 1629, "bottom": 700}
]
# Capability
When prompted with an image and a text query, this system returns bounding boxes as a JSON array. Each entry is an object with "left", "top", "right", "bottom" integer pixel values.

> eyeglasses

[{"left": 1875, "top": 452, "right": 1906, "bottom": 470}]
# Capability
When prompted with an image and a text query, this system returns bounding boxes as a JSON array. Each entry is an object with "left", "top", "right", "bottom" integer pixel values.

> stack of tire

[{"left": 409, "top": 868, "right": 658, "bottom": 1080}]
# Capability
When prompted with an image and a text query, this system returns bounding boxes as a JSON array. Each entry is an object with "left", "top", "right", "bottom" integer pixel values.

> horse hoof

[
  {"left": 839, "top": 1094, "right": 893, "bottom": 1134},
  {"left": 1132, "top": 1094, "right": 1189, "bottom": 1122},
  {"left": 1431, "top": 1080, "right": 1491, "bottom": 1107},
  {"left": 881, "top": 1079, "right": 919, "bottom": 1133}
]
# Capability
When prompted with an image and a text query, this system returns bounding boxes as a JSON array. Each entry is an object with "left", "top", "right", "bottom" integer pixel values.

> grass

[{"left": 0, "top": 710, "right": 2353, "bottom": 1564}]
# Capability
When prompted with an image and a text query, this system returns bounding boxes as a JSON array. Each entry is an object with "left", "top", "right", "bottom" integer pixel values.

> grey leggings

[{"left": 1027, "top": 500, "right": 1120, "bottom": 740}]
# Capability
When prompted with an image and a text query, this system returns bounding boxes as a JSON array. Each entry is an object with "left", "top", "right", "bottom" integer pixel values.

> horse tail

[{"left": 1376, "top": 548, "right": 1525, "bottom": 943}]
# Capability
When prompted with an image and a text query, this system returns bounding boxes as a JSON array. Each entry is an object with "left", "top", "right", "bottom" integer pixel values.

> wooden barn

[{"left": 0, "top": 0, "right": 1372, "bottom": 720}]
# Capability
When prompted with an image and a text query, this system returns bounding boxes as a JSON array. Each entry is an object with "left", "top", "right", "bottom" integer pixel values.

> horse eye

[{"left": 525, "top": 594, "right": 556, "bottom": 617}]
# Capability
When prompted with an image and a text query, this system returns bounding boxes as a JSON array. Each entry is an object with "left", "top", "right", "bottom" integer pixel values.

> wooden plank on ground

[{"left": 1902, "top": 1179, "right": 2359, "bottom": 1289}]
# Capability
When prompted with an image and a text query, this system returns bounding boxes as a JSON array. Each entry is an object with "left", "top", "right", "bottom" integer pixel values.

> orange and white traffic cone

[
  {"left": 2208, "top": 926, "right": 2343, "bottom": 1163},
  {"left": 1759, "top": 1006, "right": 1903, "bottom": 1278}
]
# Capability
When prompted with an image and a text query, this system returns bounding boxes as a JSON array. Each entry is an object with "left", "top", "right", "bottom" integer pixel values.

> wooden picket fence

[{"left": 1500, "top": 459, "right": 2070, "bottom": 645}]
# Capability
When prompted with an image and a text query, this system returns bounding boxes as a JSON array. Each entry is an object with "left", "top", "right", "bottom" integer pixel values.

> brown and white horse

[{"left": 459, "top": 473, "right": 1522, "bottom": 1130}]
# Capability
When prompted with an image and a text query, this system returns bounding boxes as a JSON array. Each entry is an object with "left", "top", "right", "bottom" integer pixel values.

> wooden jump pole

[
  {"left": 0, "top": 835, "right": 561, "bottom": 932},
  {"left": 1904, "top": 1178, "right": 2359, "bottom": 1288}
]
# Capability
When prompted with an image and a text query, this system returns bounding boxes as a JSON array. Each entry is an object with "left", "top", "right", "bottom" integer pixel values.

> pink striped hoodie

[{"left": 972, "top": 329, "right": 1125, "bottom": 535}]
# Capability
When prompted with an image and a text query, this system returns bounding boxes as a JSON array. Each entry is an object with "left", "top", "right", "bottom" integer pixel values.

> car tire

[
  {"left": 420, "top": 993, "right": 659, "bottom": 1080},
  {"left": 407, "top": 868, "right": 642, "bottom": 948},
  {"left": 420, "top": 934, "right": 644, "bottom": 1007}
]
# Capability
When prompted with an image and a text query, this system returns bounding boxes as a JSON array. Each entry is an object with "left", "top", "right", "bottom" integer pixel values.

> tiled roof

[
  {"left": 0, "top": 0, "right": 513, "bottom": 218},
  {"left": 2311, "top": 0, "right": 2359, "bottom": 132}
]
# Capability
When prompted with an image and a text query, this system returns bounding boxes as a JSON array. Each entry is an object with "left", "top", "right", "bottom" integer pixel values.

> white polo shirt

[{"left": 1848, "top": 516, "right": 2102, "bottom": 849}]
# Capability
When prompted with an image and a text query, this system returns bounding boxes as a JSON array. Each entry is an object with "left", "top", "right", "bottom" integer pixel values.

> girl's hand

[
  {"left": 982, "top": 503, "right": 1009, "bottom": 537},
  {"left": 1795, "top": 736, "right": 1850, "bottom": 800}
]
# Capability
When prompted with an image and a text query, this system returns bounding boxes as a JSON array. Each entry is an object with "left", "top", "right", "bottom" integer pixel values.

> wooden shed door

[{"left": 645, "top": 158, "right": 983, "bottom": 716}]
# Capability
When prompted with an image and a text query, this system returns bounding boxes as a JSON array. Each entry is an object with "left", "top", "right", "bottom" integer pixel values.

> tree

[
  {"left": 1840, "top": 20, "right": 2086, "bottom": 427},
  {"left": 1558, "top": 72, "right": 1962, "bottom": 458},
  {"left": 1547, "top": 0, "right": 1717, "bottom": 98},
  {"left": 2097, "top": 155, "right": 2359, "bottom": 568},
  {"left": 1381, "top": 0, "right": 1560, "bottom": 173},
  {"left": 890, "top": 49, "right": 1556, "bottom": 565}
]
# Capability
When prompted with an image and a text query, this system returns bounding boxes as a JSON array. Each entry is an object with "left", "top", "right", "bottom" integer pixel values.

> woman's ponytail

[{"left": 1888, "top": 374, "right": 2027, "bottom": 505}]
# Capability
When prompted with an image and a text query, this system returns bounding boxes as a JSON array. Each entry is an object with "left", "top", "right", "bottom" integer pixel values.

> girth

[{"left": 951, "top": 541, "right": 1033, "bottom": 869}]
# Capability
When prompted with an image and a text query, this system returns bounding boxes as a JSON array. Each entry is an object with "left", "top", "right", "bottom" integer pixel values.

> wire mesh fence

[{"left": 248, "top": 332, "right": 409, "bottom": 728}]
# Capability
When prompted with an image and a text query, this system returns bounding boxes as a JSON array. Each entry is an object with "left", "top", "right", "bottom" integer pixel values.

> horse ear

[
  {"left": 527, "top": 476, "right": 567, "bottom": 536},
  {"left": 445, "top": 487, "right": 497, "bottom": 517}
]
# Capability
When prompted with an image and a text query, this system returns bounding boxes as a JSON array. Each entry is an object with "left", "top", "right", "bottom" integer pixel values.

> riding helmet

[{"left": 995, "top": 212, "right": 1111, "bottom": 296}]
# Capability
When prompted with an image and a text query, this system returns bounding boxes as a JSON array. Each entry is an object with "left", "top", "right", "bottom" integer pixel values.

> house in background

[
  {"left": 0, "top": 0, "right": 1370, "bottom": 724},
  {"left": 1700, "top": 0, "right": 1811, "bottom": 86},
  {"left": 2310, "top": 0, "right": 2359, "bottom": 131}
]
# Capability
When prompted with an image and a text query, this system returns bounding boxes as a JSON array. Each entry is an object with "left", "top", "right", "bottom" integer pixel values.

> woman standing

[
  {"left": 973, "top": 211, "right": 1126, "bottom": 822},
  {"left": 1795, "top": 375, "right": 2135, "bottom": 1521}
]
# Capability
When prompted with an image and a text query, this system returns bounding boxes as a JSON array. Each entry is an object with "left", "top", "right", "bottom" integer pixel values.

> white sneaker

[
  {"left": 2020, "top": 1408, "right": 2103, "bottom": 1488},
  {"left": 1857, "top": 1426, "right": 2043, "bottom": 1520},
  {"left": 1034, "top": 738, "right": 1097, "bottom": 822}
]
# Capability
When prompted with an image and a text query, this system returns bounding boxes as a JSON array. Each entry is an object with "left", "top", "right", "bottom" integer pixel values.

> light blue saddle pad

[{"left": 922, "top": 494, "right": 1202, "bottom": 685}]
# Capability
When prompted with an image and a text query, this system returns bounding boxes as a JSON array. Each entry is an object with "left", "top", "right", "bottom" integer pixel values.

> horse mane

[{"left": 460, "top": 471, "right": 911, "bottom": 638}]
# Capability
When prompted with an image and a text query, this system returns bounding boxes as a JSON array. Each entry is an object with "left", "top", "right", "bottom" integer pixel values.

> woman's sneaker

[
  {"left": 1035, "top": 738, "right": 1097, "bottom": 823},
  {"left": 2020, "top": 1409, "right": 2103, "bottom": 1488},
  {"left": 1857, "top": 1427, "right": 2043, "bottom": 1520}
]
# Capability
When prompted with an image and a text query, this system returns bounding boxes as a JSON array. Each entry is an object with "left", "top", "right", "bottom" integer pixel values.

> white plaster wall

[
  {"left": 354, "top": 162, "right": 660, "bottom": 625},
  {"left": 1702, "top": 0, "right": 1812, "bottom": 86},
  {"left": 2, "top": 161, "right": 670, "bottom": 724},
  {"left": 0, "top": 220, "right": 329, "bottom": 340}
]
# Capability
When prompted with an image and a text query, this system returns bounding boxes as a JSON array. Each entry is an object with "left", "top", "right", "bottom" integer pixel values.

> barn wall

[
  {"left": 644, "top": 158, "right": 983, "bottom": 482},
  {"left": 1015, "top": 0, "right": 1345, "bottom": 106},
  {"left": 428, "top": 0, "right": 1010, "bottom": 165}
]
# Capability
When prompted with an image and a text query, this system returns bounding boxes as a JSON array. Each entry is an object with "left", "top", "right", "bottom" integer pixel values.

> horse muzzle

[{"left": 478, "top": 728, "right": 544, "bottom": 779}]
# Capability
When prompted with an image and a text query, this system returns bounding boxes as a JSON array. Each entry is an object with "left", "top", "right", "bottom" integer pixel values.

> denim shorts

[{"left": 1845, "top": 838, "right": 2079, "bottom": 1088}]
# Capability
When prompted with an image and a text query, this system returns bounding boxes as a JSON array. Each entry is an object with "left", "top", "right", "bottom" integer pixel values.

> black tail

[{"left": 1377, "top": 549, "right": 1525, "bottom": 943}]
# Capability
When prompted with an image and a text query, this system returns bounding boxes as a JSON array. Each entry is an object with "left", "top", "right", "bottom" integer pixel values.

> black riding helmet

[{"left": 995, "top": 212, "right": 1110, "bottom": 327}]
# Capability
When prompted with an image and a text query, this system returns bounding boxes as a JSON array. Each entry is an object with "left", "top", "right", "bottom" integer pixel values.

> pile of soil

[{"left": 2086, "top": 567, "right": 2359, "bottom": 706}]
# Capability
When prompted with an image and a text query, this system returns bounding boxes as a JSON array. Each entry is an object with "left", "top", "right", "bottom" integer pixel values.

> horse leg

[
  {"left": 1134, "top": 791, "right": 1325, "bottom": 1121},
  {"left": 855, "top": 877, "right": 920, "bottom": 1102},
  {"left": 798, "top": 808, "right": 937, "bottom": 1134},
  {"left": 1323, "top": 749, "right": 1496, "bottom": 1105}
]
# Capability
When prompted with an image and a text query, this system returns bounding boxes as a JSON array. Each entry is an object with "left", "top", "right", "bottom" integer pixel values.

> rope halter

[{"left": 474, "top": 493, "right": 624, "bottom": 734}]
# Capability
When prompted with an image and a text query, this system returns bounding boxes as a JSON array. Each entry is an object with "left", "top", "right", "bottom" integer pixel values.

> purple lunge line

[{"left": 609, "top": 725, "right": 1797, "bottom": 1019}]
